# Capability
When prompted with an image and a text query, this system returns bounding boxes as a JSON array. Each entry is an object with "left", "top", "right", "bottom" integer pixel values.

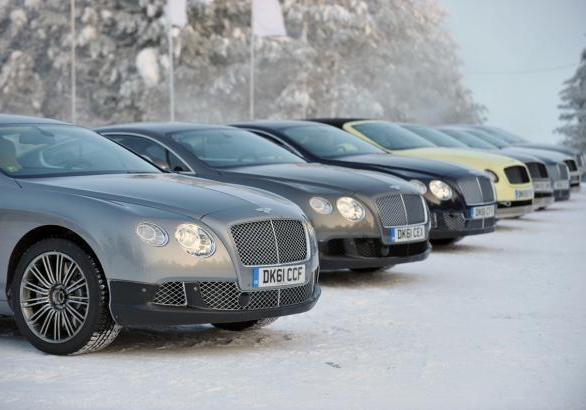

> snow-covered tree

[
  {"left": 0, "top": 0, "right": 485, "bottom": 126},
  {"left": 556, "top": 48, "right": 586, "bottom": 151}
]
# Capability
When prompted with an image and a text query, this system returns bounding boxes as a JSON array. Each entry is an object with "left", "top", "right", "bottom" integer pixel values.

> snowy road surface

[{"left": 1, "top": 190, "right": 585, "bottom": 410}]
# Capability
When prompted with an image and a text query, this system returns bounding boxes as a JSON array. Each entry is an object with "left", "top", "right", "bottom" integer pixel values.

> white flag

[
  {"left": 252, "top": 0, "right": 287, "bottom": 37},
  {"left": 165, "top": 0, "right": 188, "bottom": 28}
]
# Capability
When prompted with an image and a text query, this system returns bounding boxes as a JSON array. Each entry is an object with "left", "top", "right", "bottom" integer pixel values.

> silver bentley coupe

[{"left": 0, "top": 115, "right": 320, "bottom": 355}]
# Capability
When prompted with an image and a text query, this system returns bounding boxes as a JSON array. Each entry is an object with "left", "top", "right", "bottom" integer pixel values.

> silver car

[{"left": 0, "top": 115, "right": 320, "bottom": 355}]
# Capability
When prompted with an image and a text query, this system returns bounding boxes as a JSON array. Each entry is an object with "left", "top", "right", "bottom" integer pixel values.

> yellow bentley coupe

[{"left": 314, "top": 119, "right": 535, "bottom": 219}]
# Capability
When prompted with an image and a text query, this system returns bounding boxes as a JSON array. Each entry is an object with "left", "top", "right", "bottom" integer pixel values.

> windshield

[
  {"left": 437, "top": 128, "right": 498, "bottom": 149},
  {"left": 352, "top": 122, "right": 435, "bottom": 150},
  {"left": 464, "top": 129, "right": 509, "bottom": 148},
  {"left": 0, "top": 124, "right": 159, "bottom": 178},
  {"left": 402, "top": 124, "right": 468, "bottom": 148},
  {"left": 170, "top": 128, "right": 305, "bottom": 168},
  {"left": 281, "top": 124, "right": 384, "bottom": 158}
]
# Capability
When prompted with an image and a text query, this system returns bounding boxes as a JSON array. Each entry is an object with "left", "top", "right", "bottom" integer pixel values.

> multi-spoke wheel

[{"left": 11, "top": 238, "right": 121, "bottom": 355}]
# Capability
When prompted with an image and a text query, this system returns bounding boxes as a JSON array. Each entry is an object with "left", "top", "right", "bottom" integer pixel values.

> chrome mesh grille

[
  {"left": 152, "top": 282, "right": 187, "bottom": 306},
  {"left": 198, "top": 281, "right": 314, "bottom": 311},
  {"left": 458, "top": 177, "right": 495, "bottom": 205},
  {"left": 375, "top": 194, "right": 426, "bottom": 227},
  {"left": 527, "top": 162, "right": 548, "bottom": 178},
  {"left": 559, "top": 164, "right": 569, "bottom": 180},
  {"left": 504, "top": 165, "right": 531, "bottom": 184},
  {"left": 231, "top": 219, "right": 307, "bottom": 266},
  {"left": 564, "top": 159, "right": 578, "bottom": 172}
]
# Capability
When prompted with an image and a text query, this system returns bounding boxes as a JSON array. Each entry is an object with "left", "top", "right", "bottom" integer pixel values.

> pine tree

[{"left": 556, "top": 49, "right": 586, "bottom": 150}]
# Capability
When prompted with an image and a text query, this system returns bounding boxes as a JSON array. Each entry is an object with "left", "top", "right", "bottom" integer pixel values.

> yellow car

[{"left": 315, "top": 119, "right": 535, "bottom": 219}]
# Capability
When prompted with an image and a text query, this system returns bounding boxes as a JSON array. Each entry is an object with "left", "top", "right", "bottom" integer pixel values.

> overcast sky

[{"left": 441, "top": 0, "right": 586, "bottom": 143}]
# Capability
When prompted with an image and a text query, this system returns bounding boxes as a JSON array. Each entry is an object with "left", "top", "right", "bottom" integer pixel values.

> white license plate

[
  {"left": 554, "top": 180, "right": 569, "bottom": 190},
  {"left": 533, "top": 181, "right": 551, "bottom": 192},
  {"left": 390, "top": 224, "right": 426, "bottom": 243},
  {"left": 252, "top": 264, "right": 305, "bottom": 288},
  {"left": 514, "top": 188, "right": 533, "bottom": 199},
  {"left": 468, "top": 205, "right": 495, "bottom": 219}
]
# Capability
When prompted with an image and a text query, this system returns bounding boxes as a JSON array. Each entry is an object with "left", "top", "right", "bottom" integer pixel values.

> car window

[
  {"left": 170, "top": 128, "right": 306, "bottom": 168},
  {"left": 352, "top": 122, "right": 435, "bottom": 150},
  {"left": 281, "top": 124, "right": 384, "bottom": 158},
  {"left": 0, "top": 125, "right": 159, "bottom": 178},
  {"left": 402, "top": 125, "right": 468, "bottom": 148},
  {"left": 110, "top": 135, "right": 190, "bottom": 172},
  {"left": 437, "top": 129, "right": 498, "bottom": 149}
]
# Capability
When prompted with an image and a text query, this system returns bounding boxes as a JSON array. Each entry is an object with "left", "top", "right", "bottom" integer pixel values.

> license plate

[
  {"left": 468, "top": 205, "right": 495, "bottom": 219},
  {"left": 514, "top": 188, "right": 533, "bottom": 199},
  {"left": 389, "top": 224, "right": 426, "bottom": 243},
  {"left": 252, "top": 264, "right": 305, "bottom": 288},
  {"left": 554, "top": 180, "right": 569, "bottom": 190},
  {"left": 533, "top": 181, "right": 551, "bottom": 192}
]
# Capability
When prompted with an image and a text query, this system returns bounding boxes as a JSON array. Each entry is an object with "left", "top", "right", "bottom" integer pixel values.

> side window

[{"left": 110, "top": 135, "right": 190, "bottom": 172}]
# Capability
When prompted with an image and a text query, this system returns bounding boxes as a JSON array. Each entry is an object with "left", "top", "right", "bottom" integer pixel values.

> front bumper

[
  {"left": 109, "top": 279, "right": 321, "bottom": 327},
  {"left": 533, "top": 193, "right": 555, "bottom": 210},
  {"left": 496, "top": 201, "right": 533, "bottom": 218},
  {"left": 430, "top": 210, "right": 496, "bottom": 240},
  {"left": 554, "top": 189, "right": 571, "bottom": 201},
  {"left": 318, "top": 239, "right": 431, "bottom": 270}
]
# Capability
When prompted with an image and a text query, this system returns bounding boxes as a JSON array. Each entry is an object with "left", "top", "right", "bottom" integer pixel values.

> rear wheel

[
  {"left": 212, "top": 317, "right": 278, "bottom": 331},
  {"left": 430, "top": 237, "right": 464, "bottom": 246},
  {"left": 11, "top": 238, "right": 121, "bottom": 355}
]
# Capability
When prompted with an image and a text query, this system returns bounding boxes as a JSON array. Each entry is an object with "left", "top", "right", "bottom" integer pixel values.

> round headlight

[
  {"left": 485, "top": 169, "right": 499, "bottom": 183},
  {"left": 336, "top": 197, "right": 366, "bottom": 222},
  {"left": 429, "top": 180, "right": 453, "bottom": 200},
  {"left": 309, "top": 197, "right": 333, "bottom": 214},
  {"left": 175, "top": 224, "right": 216, "bottom": 257},
  {"left": 409, "top": 179, "right": 428, "bottom": 195},
  {"left": 136, "top": 222, "right": 168, "bottom": 247}
]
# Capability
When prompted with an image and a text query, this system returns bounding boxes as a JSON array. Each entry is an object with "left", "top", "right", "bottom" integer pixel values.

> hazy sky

[{"left": 441, "top": 0, "right": 586, "bottom": 143}]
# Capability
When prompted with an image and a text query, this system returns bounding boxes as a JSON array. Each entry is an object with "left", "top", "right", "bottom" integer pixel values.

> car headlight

[
  {"left": 136, "top": 222, "right": 168, "bottom": 247},
  {"left": 428, "top": 180, "right": 453, "bottom": 200},
  {"left": 175, "top": 223, "right": 216, "bottom": 257},
  {"left": 485, "top": 169, "right": 499, "bottom": 183},
  {"left": 336, "top": 197, "right": 366, "bottom": 222},
  {"left": 309, "top": 197, "right": 333, "bottom": 214},
  {"left": 409, "top": 179, "right": 428, "bottom": 194}
]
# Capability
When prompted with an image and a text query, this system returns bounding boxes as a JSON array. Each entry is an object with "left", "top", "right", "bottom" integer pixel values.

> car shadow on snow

[
  {"left": 0, "top": 316, "right": 305, "bottom": 355},
  {"left": 318, "top": 269, "right": 424, "bottom": 289},
  {"left": 430, "top": 242, "right": 496, "bottom": 253}
]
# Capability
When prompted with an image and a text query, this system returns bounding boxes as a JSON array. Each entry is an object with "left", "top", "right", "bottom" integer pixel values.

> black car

[
  {"left": 231, "top": 120, "right": 498, "bottom": 245},
  {"left": 96, "top": 123, "right": 432, "bottom": 272}
]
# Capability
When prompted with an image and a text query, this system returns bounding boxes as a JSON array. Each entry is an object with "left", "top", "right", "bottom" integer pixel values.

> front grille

[
  {"left": 231, "top": 219, "right": 307, "bottom": 266},
  {"left": 198, "top": 280, "right": 314, "bottom": 311},
  {"left": 375, "top": 194, "right": 426, "bottom": 227},
  {"left": 152, "top": 282, "right": 187, "bottom": 306},
  {"left": 504, "top": 166, "right": 530, "bottom": 184},
  {"left": 564, "top": 159, "right": 578, "bottom": 171},
  {"left": 547, "top": 164, "right": 560, "bottom": 179},
  {"left": 526, "top": 162, "right": 548, "bottom": 178},
  {"left": 437, "top": 213, "right": 496, "bottom": 232},
  {"left": 458, "top": 176, "right": 495, "bottom": 205},
  {"left": 559, "top": 163, "right": 569, "bottom": 180}
]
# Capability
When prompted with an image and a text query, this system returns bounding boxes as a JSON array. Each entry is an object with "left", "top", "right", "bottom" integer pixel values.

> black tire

[
  {"left": 350, "top": 265, "right": 393, "bottom": 274},
  {"left": 430, "top": 237, "right": 464, "bottom": 246},
  {"left": 11, "top": 238, "right": 120, "bottom": 355},
  {"left": 212, "top": 317, "right": 278, "bottom": 331}
]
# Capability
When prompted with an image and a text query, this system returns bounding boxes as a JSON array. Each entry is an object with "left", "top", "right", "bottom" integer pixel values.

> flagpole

[
  {"left": 70, "top": 0, "right": 76, "bottom": 123},
  {"left": 168, "top": 21, "right": 176, "bottom": 121},
  {"left": 249, "top": 3, "right": 255, "bottom": 121}
]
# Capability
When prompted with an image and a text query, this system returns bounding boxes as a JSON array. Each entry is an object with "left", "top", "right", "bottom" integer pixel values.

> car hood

[
  {"left": 225, "top": 162, "right": 416, "bottom": 195},
  {"left": 498, "top": 148, "right": 558, "bottom": 166},
  {"left": 395, "top": 147, "right": 523, "bottom": 170},
  {"left": 332, "top": 153, "right": 478, "bottom": 180},
  {"left": 515, "top": 143, "right": 581, "bottom": 156},
  {"left": 19, "top": 173, "right": 297, "bottom": 219},
  {"left": 504, "top": 147, "right": 572, "bottom": 163}
]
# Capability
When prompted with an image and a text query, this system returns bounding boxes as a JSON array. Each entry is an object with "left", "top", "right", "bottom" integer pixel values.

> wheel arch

[{"left": 6, "top": 225, "right": 104, "bottom": 302}]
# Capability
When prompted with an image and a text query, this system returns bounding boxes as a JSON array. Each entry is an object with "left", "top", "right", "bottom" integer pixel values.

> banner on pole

[
  {"left": 165, "top": 0, "right": 188, "bottom": 28},
  {"left": 252, "top": 0, "right": 287, "bottom": 37}
]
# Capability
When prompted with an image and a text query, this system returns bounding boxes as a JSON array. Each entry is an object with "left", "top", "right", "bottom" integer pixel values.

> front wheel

[
  {"left": 212, "top": 317, "right": 278, "bottom": 331},
  {"left": 11, "top": 238, "right": 121, "bottom": 355}
]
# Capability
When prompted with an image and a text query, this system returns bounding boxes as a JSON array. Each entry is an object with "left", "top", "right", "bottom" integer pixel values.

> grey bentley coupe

[
  {"left": 96, "top": 123, "right": 432, "bottom": 273},
  {"left": 0, "top": 115, "right": 320, "bottom": 355}
]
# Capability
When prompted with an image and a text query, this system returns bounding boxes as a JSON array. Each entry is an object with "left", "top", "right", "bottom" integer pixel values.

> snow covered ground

[{"left": 1, "top": 190, "right": 585, "bottom": 410}]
